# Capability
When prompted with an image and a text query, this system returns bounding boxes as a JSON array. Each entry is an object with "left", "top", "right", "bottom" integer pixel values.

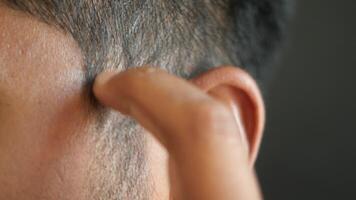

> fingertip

[{"left": 93, "top": 71, "right": 117, "bottom": 104}]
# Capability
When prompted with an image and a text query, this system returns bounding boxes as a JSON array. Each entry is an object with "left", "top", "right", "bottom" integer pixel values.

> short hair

[
  {"left": 4, "top": 0, "right": 292, "bottom": 82},
  {"left": 2, "top": 0, "right": 292, "bottom": 199}
]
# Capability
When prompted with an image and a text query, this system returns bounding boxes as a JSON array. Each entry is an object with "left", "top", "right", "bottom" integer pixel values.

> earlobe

[{"left": 190, "top": 66, "right": 265, "bottom": 165}]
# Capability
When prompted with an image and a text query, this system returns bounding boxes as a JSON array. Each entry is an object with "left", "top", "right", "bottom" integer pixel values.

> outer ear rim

[{"left": 190, "top": 65, "right": 265, "bottom": 165}]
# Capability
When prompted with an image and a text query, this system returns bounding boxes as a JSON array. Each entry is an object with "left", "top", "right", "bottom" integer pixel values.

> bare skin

[{"left": 94, "top": 67, "right": 265, "bottom": 200}]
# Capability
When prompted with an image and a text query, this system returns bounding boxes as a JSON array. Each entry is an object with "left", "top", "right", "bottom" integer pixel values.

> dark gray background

[{"left": 256, "top": 0, "right": 356, "bottom": 199}]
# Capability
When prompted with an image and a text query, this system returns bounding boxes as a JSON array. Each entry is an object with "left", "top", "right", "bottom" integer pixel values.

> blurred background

[{"left": 256, "top": 0, "right": 356, "bottom": 199}]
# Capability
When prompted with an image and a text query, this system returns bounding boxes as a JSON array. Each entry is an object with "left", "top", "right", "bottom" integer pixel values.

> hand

[{"left": 93, "top": 67, "right": 262, "bottom": 200}]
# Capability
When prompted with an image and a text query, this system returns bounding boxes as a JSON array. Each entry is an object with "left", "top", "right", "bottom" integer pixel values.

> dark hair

[{"left": 2, "top": 0, "right": 292, "bottom": 199}]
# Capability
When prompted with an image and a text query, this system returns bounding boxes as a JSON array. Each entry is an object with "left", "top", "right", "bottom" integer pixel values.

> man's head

[{"left": 0, "top": 0, "right": 291, "bottom": 199}]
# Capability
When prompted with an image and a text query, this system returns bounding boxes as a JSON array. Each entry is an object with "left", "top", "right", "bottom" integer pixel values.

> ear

[{"left": 191, "top": 66, "right": 265, "bottom": 165}]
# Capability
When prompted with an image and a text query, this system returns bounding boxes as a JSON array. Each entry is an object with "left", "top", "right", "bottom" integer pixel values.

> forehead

[{"left": 0, "top": 5, "right": 85, "bottom": 104}]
